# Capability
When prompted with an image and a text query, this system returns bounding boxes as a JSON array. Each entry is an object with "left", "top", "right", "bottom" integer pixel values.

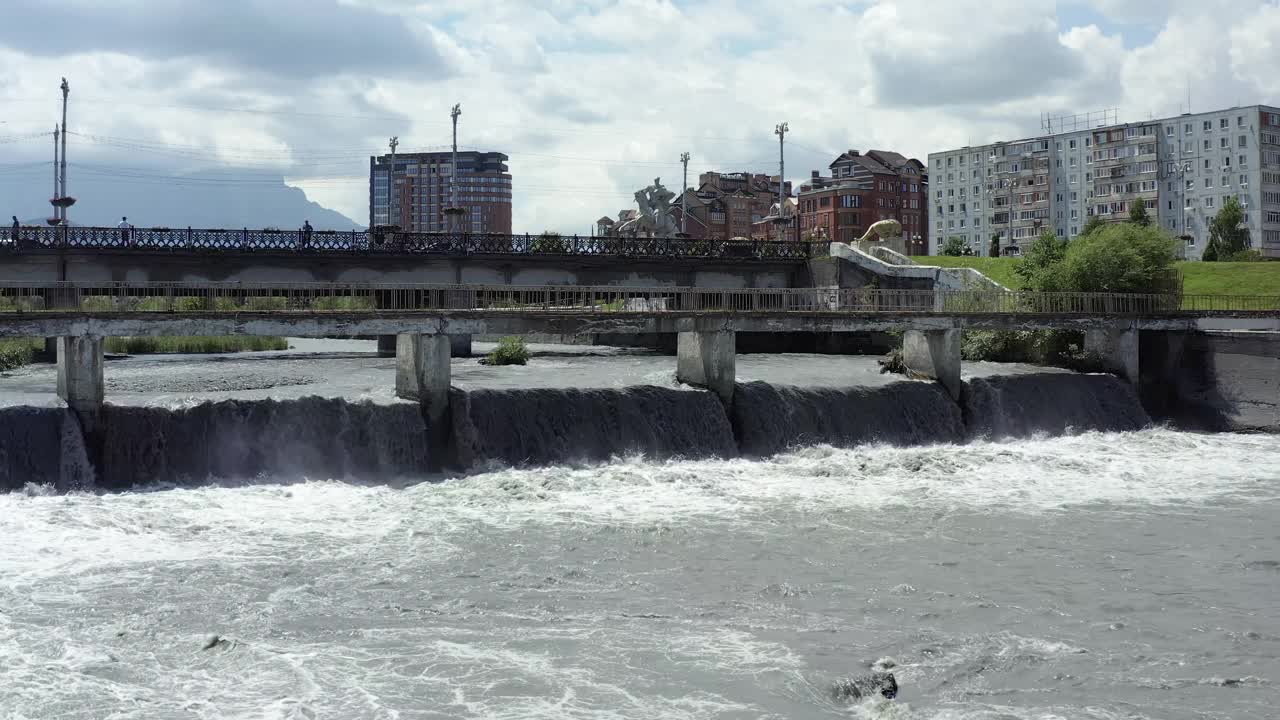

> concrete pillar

[
  {"left": 1085, "top": 327, "right": 1140, "bottom": 384},
  {"left": 56, "top": 336, "right": 104, "bottom": 432},
  {"left": 676, "top": 330, "right": 735, "bottom": 404},
  {"left": 902, "top": 329, "right": 962, "bottom": 401},
  {"left": 396, "top": 333, "right": 451, "bottom": 424},
  {"left": 449, "top": 334, "right": 472, "bottom": 358},
  {"left": 376, "top": 335, "right": 397, "bottom": 358}
]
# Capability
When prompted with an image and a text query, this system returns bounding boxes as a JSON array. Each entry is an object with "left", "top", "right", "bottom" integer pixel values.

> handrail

[
  {"left": 0, "top": 282, "right": 1275, "bottom": 316},
  {"left": 0, "top": 226, "right": 822, "bottom": 261}
]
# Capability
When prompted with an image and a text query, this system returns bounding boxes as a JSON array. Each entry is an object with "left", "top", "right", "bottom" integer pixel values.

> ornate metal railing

[
  {"left": 0, "top": 282, "right": 1275, "bottom": 316},
  {"left": 0, "top": 226, "right": 819, "bottom": 261}
]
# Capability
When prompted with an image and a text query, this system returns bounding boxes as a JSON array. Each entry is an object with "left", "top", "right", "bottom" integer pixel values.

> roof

[
  {"left": 829, "top": 150, "right": 897, "bottom": 176},
  {"left": 866, "top": 150, "right": 910, "bottom": 169},
  {"left": 596, "top": 216, "right": 615, "bottom": 225}
]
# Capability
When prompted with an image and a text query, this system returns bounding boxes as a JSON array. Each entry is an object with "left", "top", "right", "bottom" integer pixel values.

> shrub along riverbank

[{"left": 0, "top": 336, "right": 289, "bottom": 372}]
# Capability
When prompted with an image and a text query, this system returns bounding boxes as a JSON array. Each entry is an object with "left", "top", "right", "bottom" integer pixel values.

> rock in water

[
  {"left": 202, "top": 634, "right": 222, "bottom": 650},
  {"left": 832, "top": 672, "right": 898, "bottom": 701}
]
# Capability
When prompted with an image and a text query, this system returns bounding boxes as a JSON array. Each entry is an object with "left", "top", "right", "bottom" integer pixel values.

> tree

[
  {"left": 531, "top": 230, "right": 567, "bottom": 253},
  {"left": 1204, "top": 197, "right": 1249, "bottom": 261},
  {"left": 1059, "top": 223, "right": 1179, "bottom": 293},
  {"left": 1015, "top": 230, "right": 1070, "bottom": 291},
  {"left": 1128, "top": 200, "right": 1152, "bottom": 227},
  {"left": 988, "top": 233, "right": 1001, "bottom": 258},
  {"left": 941, "top": 236, "right": 967, "bottom": 256},
  {"left": 1081, "top": 215, "right": 1106, "bottom": 237}
]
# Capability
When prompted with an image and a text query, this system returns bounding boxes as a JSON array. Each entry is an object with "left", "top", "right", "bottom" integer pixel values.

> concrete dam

[{"left": 0, "top": 371, "right": 1153, "bottom": 490}]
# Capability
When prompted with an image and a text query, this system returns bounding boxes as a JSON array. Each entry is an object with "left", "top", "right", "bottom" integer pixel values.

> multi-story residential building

[
  {"left": 369, "top": 151, "right": 512, "bottom": 233},
  {"left": 929, "top": 104, "right": 1280, "bottom": 259},
  {"left": 671, "top": 172, "right": 793, "bottom": 241},
  {"left": 796, "top": 150, "right": 928, "bottom": 254},
  {"left": 930, "top": 137, "right": 1050, "bottom": 256}
]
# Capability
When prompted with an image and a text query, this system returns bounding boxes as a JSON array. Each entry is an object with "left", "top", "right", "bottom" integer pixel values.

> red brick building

[
  {"left": 670, "top": 171, "right": 794, "bottom": 241},
  {"left": 797, "top": 150, "right": 928, "bottom": 253}
]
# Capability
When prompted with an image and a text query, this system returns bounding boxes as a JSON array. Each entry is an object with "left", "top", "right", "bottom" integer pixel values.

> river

[{"left": 0, "top": 341, "right": 1276, "bottom": 719}]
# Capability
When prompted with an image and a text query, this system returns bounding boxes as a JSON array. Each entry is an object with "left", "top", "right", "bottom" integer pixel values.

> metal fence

[
  {"left": 0, "top": 282, "right": 1275, "bottom": 316},
  {"left": 3, "top": 226, "right": 818, "bottom": 261}
]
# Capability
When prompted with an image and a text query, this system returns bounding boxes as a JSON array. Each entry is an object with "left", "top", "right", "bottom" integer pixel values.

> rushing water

[{"left": 0, "top": 343, "right": 1277, "bottom": 719}]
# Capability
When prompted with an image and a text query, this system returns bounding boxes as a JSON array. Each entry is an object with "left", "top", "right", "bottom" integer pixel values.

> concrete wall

[
  {"left": 1141, "top": 330, "right": 1280, "bottom": 432},
  {"left": 0, "top": 250, "right": 802, "bottom": 289}
]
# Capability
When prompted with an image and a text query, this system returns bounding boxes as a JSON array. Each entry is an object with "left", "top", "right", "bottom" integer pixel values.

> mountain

[{"left": 3, "top": 170, "right": 362, "bottom": 230}]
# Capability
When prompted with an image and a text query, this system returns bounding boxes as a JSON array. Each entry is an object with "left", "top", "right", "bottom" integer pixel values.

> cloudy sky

[{"left": 3, "top": 0, "right": 1280, "bottom": 231}]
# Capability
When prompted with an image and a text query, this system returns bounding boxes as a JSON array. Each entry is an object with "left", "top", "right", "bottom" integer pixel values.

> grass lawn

[{"left": 911, "top": 256, "right": 1280, "bottom": 296}]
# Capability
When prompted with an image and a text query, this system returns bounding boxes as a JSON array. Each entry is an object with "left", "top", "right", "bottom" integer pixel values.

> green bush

[
  {"left": 484, "top": 336, "right": 529, "bottom": 366},
  {"left": 961, "top": 329, "right": 1091, "bottom": 368},
  {"left": 104, "top": 336, "right": 288, "bottom": 354},
  {"left": 0, "top": 339, "right": 39, "bottom": 371},
  {"left": 531, "top": 232, "right": 568, "bottom": 254},
  {"left": 310, "top": 296, "right": 374, "bottom": 310}
]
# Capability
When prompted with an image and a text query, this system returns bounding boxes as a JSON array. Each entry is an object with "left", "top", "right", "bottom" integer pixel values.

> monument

[{"left": 611, "top": 178, "right": 679, "bottom": 237}]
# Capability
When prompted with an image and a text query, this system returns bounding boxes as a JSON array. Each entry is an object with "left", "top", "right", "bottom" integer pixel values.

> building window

[
  {"left": 1221, "top": 118, "right": 1230, "bottom": 129},
  {"left": 1205, "top": 177, "right": 1213, "bottom": 188},
  {"left": 1240, "top": 135, "right": 1248, "bottom": 148},
  {"left": 1185, "top": 123, "right": 1192, "bottom": 135},
  {"left": 1069, "top": 174, "right": 1077, "bottom": 184},
  {"left": 1206, "top": 196, "right": 1215, "bottom": 208},
  {"left": 1239, "top": 116, "right": 1246, "bottom": 127},
  {"left": 1166, "top": 126, "right": 1174, "bottom": 137},
  {"left": 1204, "top": 120, "right": 1212, "bottom": 132}
]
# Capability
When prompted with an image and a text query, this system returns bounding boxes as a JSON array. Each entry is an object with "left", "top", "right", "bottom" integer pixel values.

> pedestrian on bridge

[
  {"left": 302, "top": 219, "right": 313, "bottom": 250},
  {"left": 117, "top": 216, "right": 133, "bottom": 246},
  {"left": 10, "top": 216, "right": 18, "bottom": 242}
]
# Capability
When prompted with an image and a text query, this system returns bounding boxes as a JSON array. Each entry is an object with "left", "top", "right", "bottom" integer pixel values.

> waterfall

[
  {"left": 451, "top": 386, "right": 737, "bottom": 468},
  {"left": 0, "top": 372, "right": 1155, "bottom": 491},
  {"left": 732, "top": 380, "right": 966, "bottom": 456},
  {"left": 963, "top": 373, "right": 1151, "bottom": 440}
]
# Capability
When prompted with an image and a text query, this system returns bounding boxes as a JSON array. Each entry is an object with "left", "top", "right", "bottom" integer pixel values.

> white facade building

[{"left": 928, "top": 104, "right": 1280, "bottom": 259}]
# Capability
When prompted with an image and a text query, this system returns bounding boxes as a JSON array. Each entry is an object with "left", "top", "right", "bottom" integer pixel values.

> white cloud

[{"left": 1, "top": 0, "right": 1277, "bottom": 232}]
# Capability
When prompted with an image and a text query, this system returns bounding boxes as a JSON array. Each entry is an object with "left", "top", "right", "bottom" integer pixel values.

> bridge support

[
  {"left": 902, "top": 329, "right": 962, "bottom": 401},
  {"left": 1085, "top": 328, "right": 1139, "bottom": 384},
  {"left": 56, "top": 336, "right": 104, "bottom": 432},
  {"left": 676, "top": 330, "right": 735, "bottom": 404},
  {"left": 395, "top": 333, "right": 452, "bottom": 424}
]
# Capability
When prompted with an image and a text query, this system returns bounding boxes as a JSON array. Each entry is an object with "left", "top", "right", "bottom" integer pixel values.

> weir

[{"left": 0, "top": 372, "right": 1158, "bottom": 491}]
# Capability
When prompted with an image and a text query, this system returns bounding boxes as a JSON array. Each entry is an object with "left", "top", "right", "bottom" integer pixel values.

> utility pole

[
  {"left": 679, "top": 151, "right": 690, "bottom": 235},
  {"left": 774, "top": 122, "right": 788, "bottom": 242},
  {"left": 388, "top": 135, "right": 398, "bottom": 227},
  {"left": 52, "top": 125, "right": 60, "bottom": 219},
  {"left": 450, "top": 104, "right": 461, "bottom": 211},
  {"left": 59, "top": 78, "right": 69, "bottom": 224}
]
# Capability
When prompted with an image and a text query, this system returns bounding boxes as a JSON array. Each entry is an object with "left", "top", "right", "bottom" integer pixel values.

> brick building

[
  {"left": 796, "top": 150, "right": 928, "bottom": 254},
  {"left": 670, "top": 172, "right": 795, "bottom": 241},
  {"left": 369, "top": 150, "right": 512, "bottom": 233}
]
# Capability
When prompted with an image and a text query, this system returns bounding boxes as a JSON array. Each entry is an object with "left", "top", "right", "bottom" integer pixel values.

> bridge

[
  {"left": 1, "top": 226, "right": 816, "bottom": 288},
  {"left": 2, "top": 280, "right": 1277, "bottom": 437}
]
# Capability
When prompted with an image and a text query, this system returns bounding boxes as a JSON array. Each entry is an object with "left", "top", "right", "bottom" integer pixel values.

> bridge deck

[{"left": 0, "top": 282, "right": 1276, "bottom": 336}]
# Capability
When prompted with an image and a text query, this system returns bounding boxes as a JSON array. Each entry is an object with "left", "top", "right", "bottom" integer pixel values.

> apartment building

[
  {"left": 669, "top": 172, "right": 793, "bottom": 241},
  {"left": 369, "top": 151, "right": 512, "bottom": 234},
  {"left": 929, "top": 104, "right": 1280, "bottom": 259},
  {"left": 796, "top": 150, "right": 928, "bottom": 254},
  {"left": 927, "top": 139, "right": 1048, "bottom": 256},
  {"left": 1154, "top": 107, "right": 1280, "bottom": 259}
]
